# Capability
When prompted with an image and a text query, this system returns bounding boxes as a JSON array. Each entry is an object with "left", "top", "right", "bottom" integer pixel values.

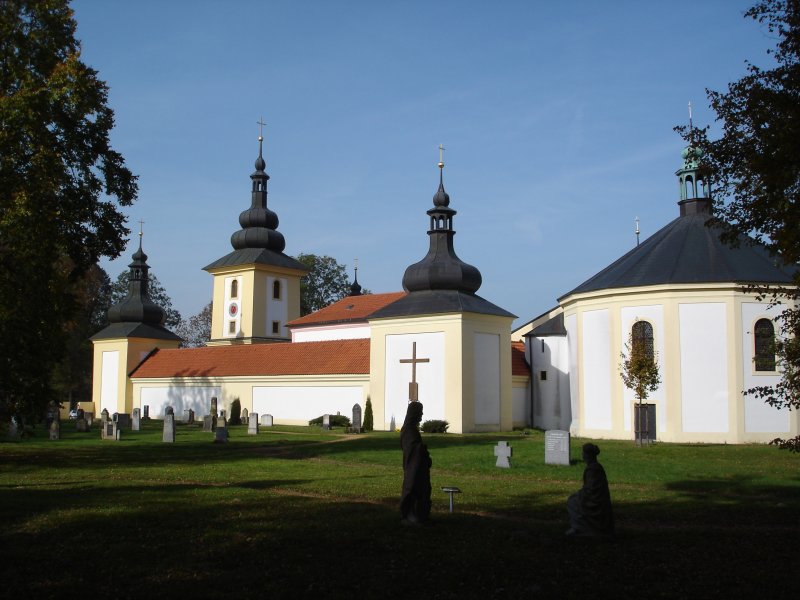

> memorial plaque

[{"left": 545, "top": 430, "right": 571, "bottom": 466}]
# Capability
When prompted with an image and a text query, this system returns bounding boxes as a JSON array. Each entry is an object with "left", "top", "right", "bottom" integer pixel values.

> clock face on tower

[{"left": 228, "top": 302, "right": 239, "bottom": 317}]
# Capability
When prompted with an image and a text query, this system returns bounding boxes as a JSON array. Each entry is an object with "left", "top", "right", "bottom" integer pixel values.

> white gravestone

[
  {"left": 494, "top": 441, "right": 512, "bottom": 468},
  {"left": 248, "top": 413, "right": 259, "bottom": 435},
  {"left": 162, "top": 414, "right": 175, "bottom": 443},
  {"left": 132, "top": 408, "right": 141, "bottom": 431},
  {"left": 545, "top": 430, "right": 571, "bottom": 466},
  {"left": 261, "top": 414, "right": 273, "bottom": 427}
]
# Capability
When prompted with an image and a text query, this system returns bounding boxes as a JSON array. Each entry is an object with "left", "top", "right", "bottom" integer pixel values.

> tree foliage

[
  {"left": 620, "top": 324, "right": 661, "bottom": 445},
  {"left": 363, "top": 397, "right": 374, "bottom": 431},
  {"left": 678, "top": 0, "right": 800, "bottom": 451},
  {"left": 109, "top": 270, "right": 182, "bottom": 330},
  {"left": 0, "top": 1, "right": 137, "bottom": 423},
  {"left": 175, "top": 302, "right": 212, "bottom": 348},
  {"left": 295, "top": 253, "right": 355, "bottom": 316}
]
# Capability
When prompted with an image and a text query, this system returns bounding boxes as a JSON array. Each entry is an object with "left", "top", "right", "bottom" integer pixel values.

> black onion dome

[
  {"left": 229, "top": 137, "right": 286, "bottom": 252},
  {"left": 107, "top": 238, "right": 166, "bottom": 326},
  {"left": 401, "top": 170, "right": 482, "bottom": 294}
]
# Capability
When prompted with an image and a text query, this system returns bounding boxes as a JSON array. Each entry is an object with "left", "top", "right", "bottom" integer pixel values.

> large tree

[
  {"left": 0, "top": 1, "right": 137, "bottom": 424},
  {"left": 109, "top": 270, "right": 182, "bottom": 330},
  {"left": 175, "top": 302, "right": 212, "bottom": 348},
  {"left": 680, "top": 0, "right": 800, "bottom": 451},
  {"left": 295, "top": 253, "right": 366, "bottom": 316}
]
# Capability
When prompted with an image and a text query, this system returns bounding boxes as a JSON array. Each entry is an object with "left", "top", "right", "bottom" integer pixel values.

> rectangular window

[
  {"left": 272, "top": 280, "right": 281, "bottom": 300},
  {"left": 228, "top": 321, "right": 236, "bottom": 334},
  {"left": 540, "top": 370, "right": 547, "bottom": 381},
  {"left": 272, "top": 321, "right": 280, "bottom": 335}
]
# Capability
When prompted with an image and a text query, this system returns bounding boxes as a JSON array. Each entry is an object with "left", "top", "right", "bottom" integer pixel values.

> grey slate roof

[
  {"left": 561, "top": 202, "right": 794, "bottom": 299},
  {"left": 90, "top": 322, "right": 182, "bottom": 342},
  {"left": 203, "top": 248, "right": 308, "bottom": 272},
  {"left": 369, "top": 290, "right": 516, "bottom": 320},
  {"left": 526, "top": 312, "right": 566, "bottom": 337}
]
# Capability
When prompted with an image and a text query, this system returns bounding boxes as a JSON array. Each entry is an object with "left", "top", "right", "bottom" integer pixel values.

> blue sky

[{"left": 72, "top": 0, "right": 773, "bottom": 327}]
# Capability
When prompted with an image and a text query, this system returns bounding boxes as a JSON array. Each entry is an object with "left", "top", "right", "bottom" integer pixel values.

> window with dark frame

[
  {"left": 272, "top": 321, "right": 280, "bottom": 335},
  {"left": 231, "top": 279, "right": 238, "bottom": 299},
  {"left": 228, "top": 321, "right": 236, "bottom": 334},
  {"left": 273, "top": 280, "right": 281, "bottom": 300},
  {"left": 754, "top": 318, "right": 776, "bottom": 371},
  {"left": 631, "top": 320, "right": 654, "bottom": 361}
]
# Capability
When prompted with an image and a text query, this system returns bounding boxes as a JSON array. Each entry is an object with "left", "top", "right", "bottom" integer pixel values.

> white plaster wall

[
  {"left": 680, "top": 303, "right": 729, "bottom": 432},
  {"left": 100, "top": 351, "right": 119, "bottom": 415},
  {"left": 741, "top": 302, "right": 789, "bottom": 433},
  {"left": 582, "top": 309, "right": 612, "bottom": 430},
  {"left": 384, "top": 333, "right": 445, "bottom": 428},
  {"left": 253, "top": 386, "right": 362, "bottom": 422},
  {"left": 530, "top": 336, "right": 571, "bottom": 431},
  {"left": 140, "top": 386, "right": 221, "bottom": 419},
  {"left": 267, "top": 277, "right": 288, "bottom": 336},
  {"left": 474, "top": 333, "right": 500, "bottom": 426},
  {"left": 620, "top": 305, "right": 666, "bottom": 432},
  {"left": 565, "top": 314, "right": 579, "bottom": 432},
  {"left": 512, "top": 385, "right": 527, "bottom": 425},
  {"left": 292, "top": 323, "right": 371, "bottom": 343}
]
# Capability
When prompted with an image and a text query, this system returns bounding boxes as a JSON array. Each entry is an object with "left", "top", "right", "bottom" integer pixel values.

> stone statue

[
  {"left": 400, "top": 401, "right": 432, "bottom": 525},
  {"left": 566, "top": 443, "right": 615, "bottom": 537}
]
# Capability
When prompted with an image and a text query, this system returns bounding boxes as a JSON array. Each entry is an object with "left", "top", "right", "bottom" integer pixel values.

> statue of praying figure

[
  {"left": 400, "top": 401, "right": 432, "bottom": 525},
  {"left": 566, "top": 443, "right": 615, "bottom": 537}
]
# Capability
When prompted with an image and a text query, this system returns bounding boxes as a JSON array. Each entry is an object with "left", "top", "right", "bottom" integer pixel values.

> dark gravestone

[
  {"left": 165, "top": 406, "right": 174, "bottom": 417},
  {"left": 545, "top": 430, "right": 571, "bottom": 466},
  {"left": 85, "top": 412, "right": 94, "bottom": 427},
  {"left": 261, "top": 414, "right": 273, "bottom": 427},
  {"left": 115, "top": 413, "right": 131, "bottom": 429},
  {"left": 163, "top": 414, "right": 175, "bottom": 443},
  {"left": 49, "top": 419, "right": 60, "bottom": 441},
  {"left": 248, "top": 413, "right": 259, "bottom": 435},
  {"left": 76, "top": 418, "right": 89, "bottom": 433},
  {"left": 100, "top": 409, "right": 109, "bottom": 422},
  {"left": 494, "top": 441, "right": 512, "bottom": 468},
  {"left": 76, "top": 408, "right": 85, "bottom": 421},
  {"left": 214, "top": 417, "right": 228, "bottom": 443},
  {"left": 183, "top": 409, "right": 195, "bottom": 424},
  {"left": 241, "top": 408, "right": 249, "bottom": 425},
  {"left": 352, "top": 404, "right": 362, "bottom": 431},
  {"left": 143, "top": 405, "right": 150, "bottom": 420},
  {"left": 132, "top": 408, "right": 141, "bottom": 431},
  {"left": 210, "top": 397, "right": 218, "bottom": 417}
]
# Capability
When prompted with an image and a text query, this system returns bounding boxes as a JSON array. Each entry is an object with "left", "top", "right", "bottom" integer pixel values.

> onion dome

[
  {"left": 229, "top": 134, "right": 286, "bottom": 252},
  {"left": 107, "top": 236, "right": 166, "bottom": 325},
  {"left": 401, "top": 162, "right": 482, "bottom": 293},
  {"left": 349, "top": 265, "right": 363, "bottom": 296}
]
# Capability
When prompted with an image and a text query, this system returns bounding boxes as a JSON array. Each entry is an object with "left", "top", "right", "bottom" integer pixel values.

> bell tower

[{"left": 203, "top": 121, "right": 308, "bottom": 345}]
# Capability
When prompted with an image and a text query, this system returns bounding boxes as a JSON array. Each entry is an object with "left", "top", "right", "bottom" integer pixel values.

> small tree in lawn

[
  {"left": 620, "top": 321, "right": 661, "bottom": 446},
  {"left": 363, "top": 397, "right": 374, "bottom": 431}
]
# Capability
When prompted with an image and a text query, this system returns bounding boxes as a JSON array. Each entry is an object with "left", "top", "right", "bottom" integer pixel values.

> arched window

[
  {"left": 754, "top": 318, "right": 776, "bottom": 371},
  {"left": 230, "top": 279, "right": 238, "bottom": 299},
  {"left": 273, "top": 280, "right": 281, "bottom": 300},
  {"left": 631, "top": 321, "right": 654, "bottom": 361}
]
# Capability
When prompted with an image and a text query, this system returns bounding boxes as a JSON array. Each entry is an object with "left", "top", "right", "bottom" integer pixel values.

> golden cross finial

[
  {"left": 138, "top": 219, "right": 145, "bottom": 238},
  {"left": 438, "top": 144, "right": 445, "bottom": 169},
  {"left": 257, "top": 117, "right": 266, "bottom": 141},
  {"left": 354, "top": 257, "right": 359, "bottom": 274}
]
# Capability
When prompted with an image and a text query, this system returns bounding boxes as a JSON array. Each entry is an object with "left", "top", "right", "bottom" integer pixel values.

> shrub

[
  {"left": 363, "top": 397, "right": 374, "bottom": 431},
  {"left": 229, "top": 398, "right": 241, "bottom": 426},
  {"left": 308, "top": 414, "right": 351, "bottom": 428},
  {"left": 421, "top": 419, "right": 449, "bottom": 433}
]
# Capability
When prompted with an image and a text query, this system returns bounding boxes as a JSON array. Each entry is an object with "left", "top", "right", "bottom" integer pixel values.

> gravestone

[
  {"left": 143, "top": 405, "right": 150, "bottom": 420},
  {"left": 352, "top": 404, "right": 362, "bottom": 431},
  {"left": 389, "top": 416, "right": 396, "bottom": 432},
  {"left": 49, "top": 419, "right": 60, "bottom": 441},
  {"left": 76, "top": 408, "right": 85, "bottom": 421},
  {"left": 210, "top": 397, "right": 218, "bottom": 417},
  {"left": 203, "top": 415, "right": 216, "bottom": 432},
  {"left": 102, "top": 421, "right": 114, "bottom": 440},
  {"left": 214, "top": 417, "right": 228, "bottom": 443},
  {"left": 183, "top": 409, "right": 195, "bottom": 424},
  {"left": 165, "top": 406, "right": 174, "bottom": 417},
  {"left": 101, "top": 408, "right": 109, "bottom": 422},
  {"left": 115, "top": 427, "right": 122, "bottom": 441},
  {"left": 261, "top": 414, "right": 273, "bottom": 427},
  {"left": 248, "top": 413, "right": 259, "bottom": 435},
  {"left": 132, "top": 408, "right": 141, "bottom": 431},
  {"left": 494, "top": 441, "right": 512, "bottom": 468},
  {"left": 76, "top": 417, "right": 88, "bottom": 432},
  {"left": 114, "top": 413, "right": 131, "bottom": 429},
  {"left": 322, "top": 414, "right": 331, "bottom": 430},
  {"left": 163, "top": 414, "right": 175, "bottom": 443},
  {"left": 85, "top": 412, "right": 94, "bottom": 427},
  {"left": 241, "top": 408, "right": 249, "bottom": 425},
  {"left": 219, "top": 409, "right": 226, "bottom": 420},
  {"left": 545, "top": 430, "right": 571, "bottom": 466}
]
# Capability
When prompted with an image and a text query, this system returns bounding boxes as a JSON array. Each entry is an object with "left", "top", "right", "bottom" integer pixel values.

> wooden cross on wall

[{"left": 399, "top": 342, "right": 430, "bottom": 402}]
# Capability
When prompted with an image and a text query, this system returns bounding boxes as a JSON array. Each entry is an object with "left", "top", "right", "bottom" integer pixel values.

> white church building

[{"left": 91, "top": 134, "right": 798, "bottom": 443}]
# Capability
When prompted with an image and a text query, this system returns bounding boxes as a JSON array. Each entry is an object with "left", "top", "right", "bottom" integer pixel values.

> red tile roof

[
  {"left": 130, "top": 339, "right": 370, "bottom": 378},
  {"left": 511, "top": 341, "right": 530, "bottom": 377},
  {"left": 287, "top": 292, "right": 406, "bottom": 327}
]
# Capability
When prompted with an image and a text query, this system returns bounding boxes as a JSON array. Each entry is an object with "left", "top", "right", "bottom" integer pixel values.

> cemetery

[{"left": 1, "top": 419, "right": 797, "bottom": 598}]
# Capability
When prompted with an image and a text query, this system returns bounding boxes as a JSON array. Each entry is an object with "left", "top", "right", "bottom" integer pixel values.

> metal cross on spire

[
  {"left": 138, "top": 219, "right": 145, "bottom": 239},
  {"left": 438, "top": 144, "right": 445, "bottom": 169},
  {"left": 257, "top": 116, "right": 266, "bottom": 141}
]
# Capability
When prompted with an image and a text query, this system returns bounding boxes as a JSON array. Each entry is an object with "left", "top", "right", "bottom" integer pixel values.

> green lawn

[{"left": 1, "top": 421, "right": 798, "bottom": 599}]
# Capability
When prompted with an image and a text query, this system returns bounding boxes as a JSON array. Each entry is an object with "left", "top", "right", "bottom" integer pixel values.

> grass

[{"left": 1, "top": 421, "right": 798, "bottom": 599}]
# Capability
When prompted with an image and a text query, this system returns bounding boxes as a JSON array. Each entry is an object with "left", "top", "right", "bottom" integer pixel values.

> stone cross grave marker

[
  {"left": 545, "top": 430, "right": 571, "bottom": 466},
  {"left": 248, "top": 413, "right": 259, "bottom": 435},
  {"left": 261, "top": 414, "right": 273, "bottom": 427},
  {"left": 163, "top": 413, "right": 175, "bottom": 443},
  {"left": 132, "top": 408, "right": 141, "bottom": 431},
  {"left": 352, "top": 404, "right": 362, "bottom": 431},
  {"left": 241, "top": 408, "right": 249, "bottom": 425},
  {"left": 494, "top": 441, "right": 512, "bottom": 468},
  {"left": 49, "top": 419, "right": 60, "bottom": 441},
  {"left": 399, "top": 341, "right": 430, "bottom": 401}
]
